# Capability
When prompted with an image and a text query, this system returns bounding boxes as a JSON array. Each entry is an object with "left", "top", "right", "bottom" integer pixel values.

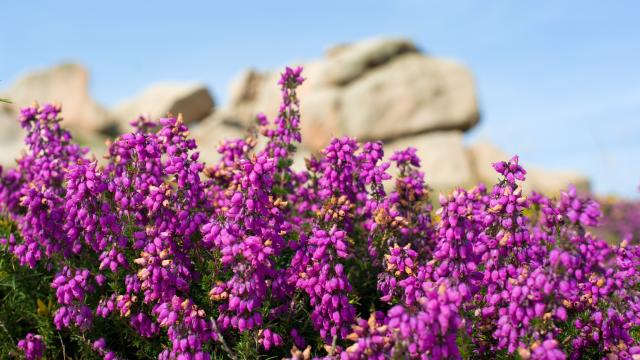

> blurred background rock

[
  {"left": 0, "top": 37, "right": 589, "bottom": 195},
  {"left": 1, "top": 1, "right": 637, "bottom": 198}
]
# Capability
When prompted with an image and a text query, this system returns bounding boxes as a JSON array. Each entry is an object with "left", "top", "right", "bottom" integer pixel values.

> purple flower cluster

[
  {"left": 558, "top": 184, "right": 601, "bottom": 227},
  {"left": 1, "top": 66, "right": 640, "bottom": 359},
  {"left": 343, "top": 281, "right": 466, "bottom": 359},
  {"left": 17, "top": 333, "right": 45, "bottom": 360},
  {"left": 6, "top": 105, "right": 88, "bottom": 267},
  {"left": 291, "top": 226, "right": 355, "bottom": 342},
  {"left": 372, "top": 147, "right": 433, "bottom": 256},
  {"left": 92, "top": 338, "right": 119, "bottom": 360},
  {"left": 51, "top": 267, "right": 95, "bottom": 330}
]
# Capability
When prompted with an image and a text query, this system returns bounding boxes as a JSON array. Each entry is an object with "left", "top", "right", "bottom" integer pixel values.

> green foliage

[
  {"left": 0, "top": 218, "right": 59, "bottom": 358},
  {"left": 0, "top": 217, "right": 170, "bottom": 359}
]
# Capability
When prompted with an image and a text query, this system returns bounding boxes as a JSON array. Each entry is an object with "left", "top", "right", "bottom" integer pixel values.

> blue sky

[{"left": 1, "top": 1, "right": 639, "bottom": 197}]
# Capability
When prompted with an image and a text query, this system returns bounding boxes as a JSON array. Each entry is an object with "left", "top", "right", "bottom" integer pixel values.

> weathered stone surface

[
  {"left": 386, "top": 131, "right": 476, "bottom": 192},
  {"left": 229, "top": 69, "right": 266, "bottom": 106},
  {"left": 228, "top": 36, "right": 416, "bottom": 111},
  {"left": 467, "top": 141, "right": 591, "bottom": 195},
  {"left": 341, "top": 53, "right": 479, "bottom": 142},
  {"left": 299, "top": 88, "right": 343, "bottom": 151},
  {"left": 113, "top": 83, "right": 214, "bottom": 132},
  {"left": 227, "top": 69, "right": 268, "bottom": 122},
  {"left": 228, "top": 64, "right": 327, "bottom": 120},
  {"left": 223, "top": 37, "right": 479, "bottom": 152},
  {"left": 0, "top": 39, "right": 591, "bottom": 198},
  {"left": 243, "top": 71, "right": 282, "bottom": 125},
  {"left": 0, "top": 63, "right": 112, "bottom": 134},
  {"left": 189, "top": 111, "right": 248, "bottom": 166},
  {"left": 320, "top": 37, "right": 417, "bottom": 86}
]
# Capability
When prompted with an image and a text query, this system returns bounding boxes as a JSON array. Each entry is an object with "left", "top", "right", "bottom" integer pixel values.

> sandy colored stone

[
  {"left": 224, "top": 38, "right": 478, "bottom": 151},
  {"left": 0, "top": 63, "right": 112, "bottom": 135},
  {"left": 189, "top": 111, "right": 249, "bottom": 166},
  {"left": 113, "top": 83, "right": 214, "bottom": 133},
  {"left": 385, "top": 131, "right": 476, "bottom": 192},
  {"left": 299, "top": 88, "right": 343, "bottom": 152},
  {"left": 341, "top": 53, "right": 479, "bottom": 141},
  {"left": 321, "top": 37, "right": 418, "bottom": 85}
]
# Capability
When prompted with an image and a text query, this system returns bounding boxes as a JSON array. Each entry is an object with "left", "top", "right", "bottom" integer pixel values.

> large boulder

[
  {"left": 340, "top": 53, "right": 479, "bottom": 142},
  {"left": 467, "top": 141, "right": 590, "bottom": 195},
  {"left": 0, "top": 63, "right": 112, "bottom": 135},
  {"left": 298, "top": 88, "right": 343, "bottom": 151},
  {"left": 0, "top": 104, "right": 111, "bottom": 167},
  {"left": 113, "top": 83, "right": 214, "bottom": 133},
  {"left": 228, "top": 69, "right": 267, "bottom": 111},
  {"left": 228, "top": 37, "right": 417, "bottom": 112},
  {"left": 318, "top": 37, "right": 417, "bottom": 86},
  {"left": 227, "top": 70, "right": 279, "bottom": 126},
  {"left": 223, "top": 37, "right": 480, "bottom": 152},
  {"left": 386, "top": 131, "right": 476, "bottom": 192},
  {"left": 189, "top": 111, "right": 249, "bottom": 166}
]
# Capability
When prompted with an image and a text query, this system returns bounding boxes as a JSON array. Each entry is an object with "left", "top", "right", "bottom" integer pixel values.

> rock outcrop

[
  {"left": 0, "top": 63, "right": 112, "bottom": 135},
  {"left": 112, "top": 83, "right": 214, "bottom": 133},
  {"left": 188, "top": 36, "right": 589, "bottom": 194},
  {"left": 0, "top": 37, "right": 591, "bottom": 195},
  {"left": 386, "top": 131, "right": 476, "bottom": 190},
  {"left": 224, "top": 37, "right": 479, "bottom": 152},
  {"left": 190, "top": 111, "right": 247, "bottom": 166}
]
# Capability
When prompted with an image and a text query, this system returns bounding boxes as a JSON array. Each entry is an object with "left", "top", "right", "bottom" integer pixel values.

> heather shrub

[{"left": 0, "top": 67, "right": 639, "bottom": 359}]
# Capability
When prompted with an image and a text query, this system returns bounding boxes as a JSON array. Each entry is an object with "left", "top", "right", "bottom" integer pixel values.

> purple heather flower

[{"left": 17, "top": 333, "right": 45, "bottom": 360}]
